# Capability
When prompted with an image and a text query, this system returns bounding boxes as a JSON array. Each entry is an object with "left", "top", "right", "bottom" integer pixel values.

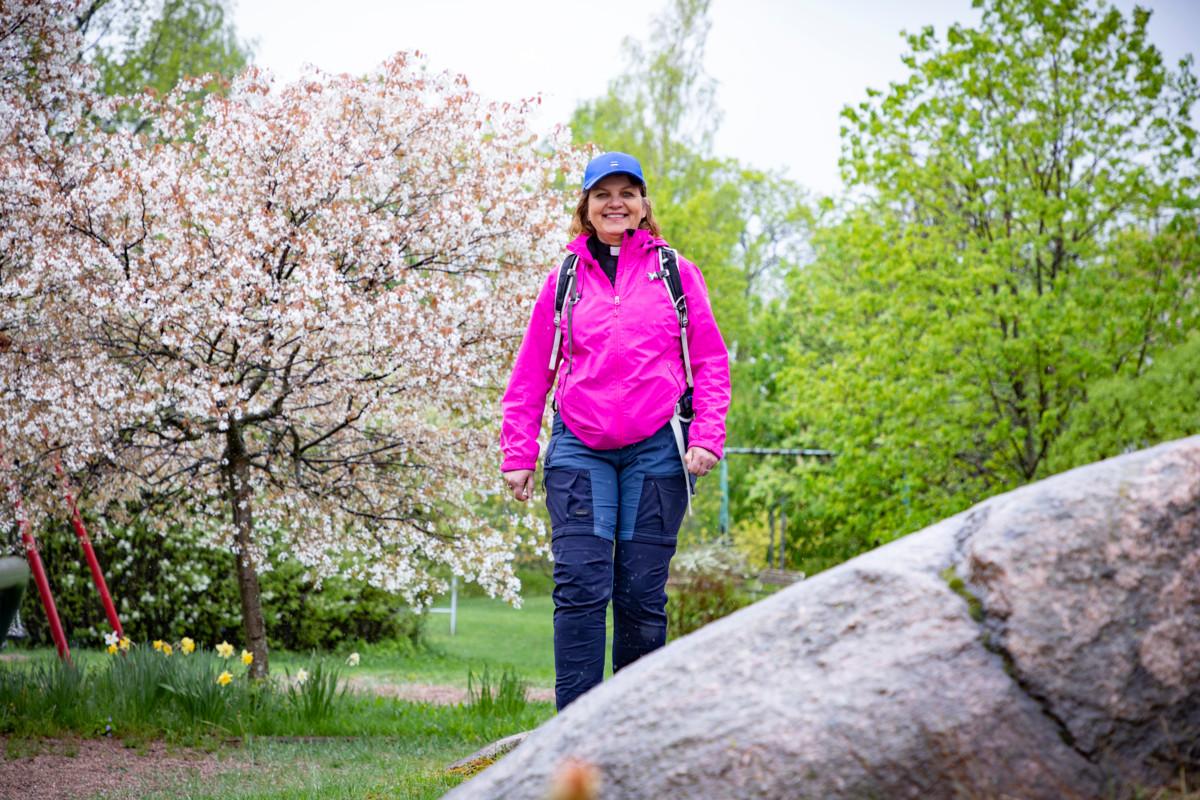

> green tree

[
  {"left": 1052, "top": 331, "right": 1200, "bottom": 470},
  {"left": 84, "top": 0, "right": 250, "bottom": 128},
  {"left": 780, "top": 0, "right": 1199, "bottom": 569},
  {"left": 88, "top": 0, "right": 250, "bottom": 93}
]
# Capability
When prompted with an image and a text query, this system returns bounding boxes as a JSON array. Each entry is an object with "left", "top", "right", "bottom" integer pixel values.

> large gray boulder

[{"left": 446, "top": 436, "right": 1200, "bottom": 799}]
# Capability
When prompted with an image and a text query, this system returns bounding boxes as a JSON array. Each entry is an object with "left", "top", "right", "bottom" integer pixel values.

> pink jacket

[{"left": 500, "top": 229, "right": 730, "bottom": 472}]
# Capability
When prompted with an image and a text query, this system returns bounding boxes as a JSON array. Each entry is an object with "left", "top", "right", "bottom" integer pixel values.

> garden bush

[
  {"left": 13, "top": 518, "right": 423, "bottom": 652},
  {"left": 667, "top": 542, "right": 756, "bottom": 638}
]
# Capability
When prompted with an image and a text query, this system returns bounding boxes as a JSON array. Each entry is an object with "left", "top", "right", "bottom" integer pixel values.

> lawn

[
  {"left": 138, "top": 737, "right": 470, "bottom": 799},
  {"left": 290, "top": 593, "right": 613, "bottom": 689}
]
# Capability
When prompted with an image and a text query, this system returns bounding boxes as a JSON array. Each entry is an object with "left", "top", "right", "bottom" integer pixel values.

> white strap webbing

[
  {"left": 548, "top": 267, "right": 576, "bottom": 371},
  {"left": 670, "top": 409, "right": 694, "bottom": 517},
  {"left": 657, "top": 249, "right": 693, "bottom": 388},
  {"left": 657, "top": 248, "right": 695, "bottom": 514}
]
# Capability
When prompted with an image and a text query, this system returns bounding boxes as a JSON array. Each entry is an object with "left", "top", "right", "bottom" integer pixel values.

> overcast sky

[{"left": 232, "top": 0, "right": 1199, "bottom": 197}]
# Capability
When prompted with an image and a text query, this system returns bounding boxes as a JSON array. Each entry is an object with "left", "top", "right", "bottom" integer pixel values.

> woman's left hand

[{"left": 684, "top": 446, "right": 719, "bottom": 477}]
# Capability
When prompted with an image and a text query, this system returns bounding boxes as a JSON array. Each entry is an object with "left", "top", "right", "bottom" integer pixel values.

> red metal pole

[
  {"left": 52, "top": 457, "right": 123, "bottom": 639},
  {"left": 2, "top": 438, "right": 71, "bottom": 661},
  {"left": 14, "top": 490, "right": 71, "bottom": 662}
]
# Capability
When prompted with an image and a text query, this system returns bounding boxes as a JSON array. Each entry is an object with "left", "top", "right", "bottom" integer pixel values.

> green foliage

[
  {"left": 776, "top": 0, "right": 1199, "bottom": 569},
  {"left": 156, "top": 650, "right": 260, "bottom": 730},
  {"left": 283, "top": 659, "right": 347, "bottom": 724},
  {"left": 454, "top": 561, "right": 554, "bottom": 599},
  {"left": 465, "top": 666, "right": 528, "bottom": 718},
  {"left": 78, "top": 0, "right": 251, "bottom": 137},
  {"left": 666, "top": 543, "right": 754, "bottom": 638},
  {"left": 264, "top": 559, "right": 426, "bottom": 653},
  {"left": 17, "top": 519, "right": 424, "bottom": 652},
  {"left": 138, "top": 737, "right": 470, "bottom": 800},
  {"left": 87, "top": 0, "right": 251, "bottom": 97},
  {"left": 1051, "top": 331, "right": 1200, "bottom": 470}
]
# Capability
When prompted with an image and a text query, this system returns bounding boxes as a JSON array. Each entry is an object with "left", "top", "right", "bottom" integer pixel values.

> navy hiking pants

[{"left": 543, "top": 414, "right": 691, "bottom": 711}]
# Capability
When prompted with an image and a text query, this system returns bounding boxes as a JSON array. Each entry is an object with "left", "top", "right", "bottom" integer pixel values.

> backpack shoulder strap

[
  {"left": 548, "top": 254, "right": 578, "bottom": 371},
  {"left": 658, "top": 247, "right": 688, "bottom": 329},
  {"left": 656, "top": 247, "right": 693, "bottom": 389}
]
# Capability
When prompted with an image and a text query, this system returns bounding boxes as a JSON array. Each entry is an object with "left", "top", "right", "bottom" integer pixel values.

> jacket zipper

[{"left": 614, "top": 233, "right": 627, "bottom": 444}]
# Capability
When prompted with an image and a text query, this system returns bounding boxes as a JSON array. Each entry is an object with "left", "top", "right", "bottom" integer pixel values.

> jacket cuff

[
  {"left": 687, "top": 437, "right": 724, "bottom": 462},
  {"left": 501, "top": 457, "right": 537, "bottom": 473}
]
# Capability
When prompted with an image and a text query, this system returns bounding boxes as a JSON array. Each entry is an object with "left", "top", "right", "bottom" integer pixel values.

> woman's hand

[
  {"left": 503, "top": 469, "right": 535, "bottom": 502},
  {"left": 684, "top": 447, "right": 719, "bottom": 477}
]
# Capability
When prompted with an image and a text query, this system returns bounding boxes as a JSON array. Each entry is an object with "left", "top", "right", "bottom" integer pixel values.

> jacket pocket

[{"left": 544, "top": 469, "right": 594, "bottom": 534}]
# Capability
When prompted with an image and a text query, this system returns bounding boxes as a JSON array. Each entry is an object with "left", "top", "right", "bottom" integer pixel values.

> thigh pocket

[
  {"left": 633, "top": 474, "right": 688, "bottom": 543},
  {"left": 545, "top": 469, "right": 595, "bottom": 533}
]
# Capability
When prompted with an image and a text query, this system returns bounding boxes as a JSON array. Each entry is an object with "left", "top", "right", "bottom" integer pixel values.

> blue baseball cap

[{"left": 582, "top": 152, "right": 645, "bottom": 191}]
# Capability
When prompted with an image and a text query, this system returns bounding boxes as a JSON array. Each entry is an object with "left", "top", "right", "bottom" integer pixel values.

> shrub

[
  {"left": 14, "top": 518, "right": 423, "bottom": 652},
  {"left": 667, "top": 542, "right": 756, "bottom": 639}
]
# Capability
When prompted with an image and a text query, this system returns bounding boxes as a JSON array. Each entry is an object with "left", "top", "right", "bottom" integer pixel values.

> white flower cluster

[{"left": 0, "top": 5, "right": 586, "bottom": 606}]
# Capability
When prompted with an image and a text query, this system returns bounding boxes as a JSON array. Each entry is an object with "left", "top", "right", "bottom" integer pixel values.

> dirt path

[
  {"left": 345, "top": 675, "right": 555, "bottom": 705},
  {"left": 0, "top": 737, "right": 241, "bottom": 800}
]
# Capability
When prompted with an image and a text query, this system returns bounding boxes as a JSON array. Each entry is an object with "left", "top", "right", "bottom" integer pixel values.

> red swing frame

[{"left": 5, "top": 444, "right": 123, "bottom": 661}]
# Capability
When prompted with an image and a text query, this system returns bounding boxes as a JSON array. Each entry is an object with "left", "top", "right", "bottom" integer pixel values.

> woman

[{"left": 501, "top": 152, "right": 730, "bottom": 711}]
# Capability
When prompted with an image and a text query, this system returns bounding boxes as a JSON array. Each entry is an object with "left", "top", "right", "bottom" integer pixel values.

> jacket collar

[{"left": 566, "top": 230, "right": 668, "bottom": 268}]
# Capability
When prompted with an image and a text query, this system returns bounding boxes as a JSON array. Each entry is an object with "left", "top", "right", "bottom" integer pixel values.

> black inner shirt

[{"left": 586, "top": 234, "right": 619, "bottom": 288}]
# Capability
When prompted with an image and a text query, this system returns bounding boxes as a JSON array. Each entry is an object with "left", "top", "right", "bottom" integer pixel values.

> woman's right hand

[{"left": 503, "top": 469, "right": 535, "bottom": 502}]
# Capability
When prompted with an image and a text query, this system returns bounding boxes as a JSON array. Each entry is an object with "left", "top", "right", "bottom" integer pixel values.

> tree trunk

[{"left": 224, "top": 423, "right": 269, "bottom": 678}]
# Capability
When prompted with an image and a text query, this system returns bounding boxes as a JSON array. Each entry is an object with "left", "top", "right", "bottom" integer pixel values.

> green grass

[
  {"left": 421, "top": 593, "right": 614, "bottom": 684},
  {"left": 136, "top": 737, "right": 469, "bottom": 800}
]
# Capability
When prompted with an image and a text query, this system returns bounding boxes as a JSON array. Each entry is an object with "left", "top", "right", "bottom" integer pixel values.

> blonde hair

[{"left": 568, "top": 184, "right": 661, "bottom": 238}]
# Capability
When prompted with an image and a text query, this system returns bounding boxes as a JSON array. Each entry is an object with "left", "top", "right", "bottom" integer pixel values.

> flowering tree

[
  {"left": 2, "top": 1, "right": 579, "bottom": 675},
  {"left": 1, "top": 0, "right": 120, "bottom": 499}
]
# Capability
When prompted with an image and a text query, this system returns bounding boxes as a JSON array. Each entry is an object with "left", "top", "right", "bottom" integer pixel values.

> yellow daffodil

[
  {"left": 118, "top": 636, "right": 131, "bottom": 651},
  {"left": 346, "top": 652, "right": 360, "bottom": 667},
  {"left": 216, "top": 671, "right": 232, "bottom": 686},
  {"left": 152, "top": 640, "right": 164, "bottom": 651},
  {"left": 241, "top": 649, "right": 254, "bottom": 666},
  {"left": 180, "top": 637, "right": 195, "bottom": 654},
  {"left": 162, "top": 643, "right": 173, "bottom": 657},
  {"left": 106, "top": 643, "right": 118, "bottom": 655},
  {"left": 216, "top": 641, "right": 234, "bottom": 659}
]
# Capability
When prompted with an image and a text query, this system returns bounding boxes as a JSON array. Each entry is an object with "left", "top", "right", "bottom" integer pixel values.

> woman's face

[{"left": 586, "top": 174, "right": 646, "bottom": 246}]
